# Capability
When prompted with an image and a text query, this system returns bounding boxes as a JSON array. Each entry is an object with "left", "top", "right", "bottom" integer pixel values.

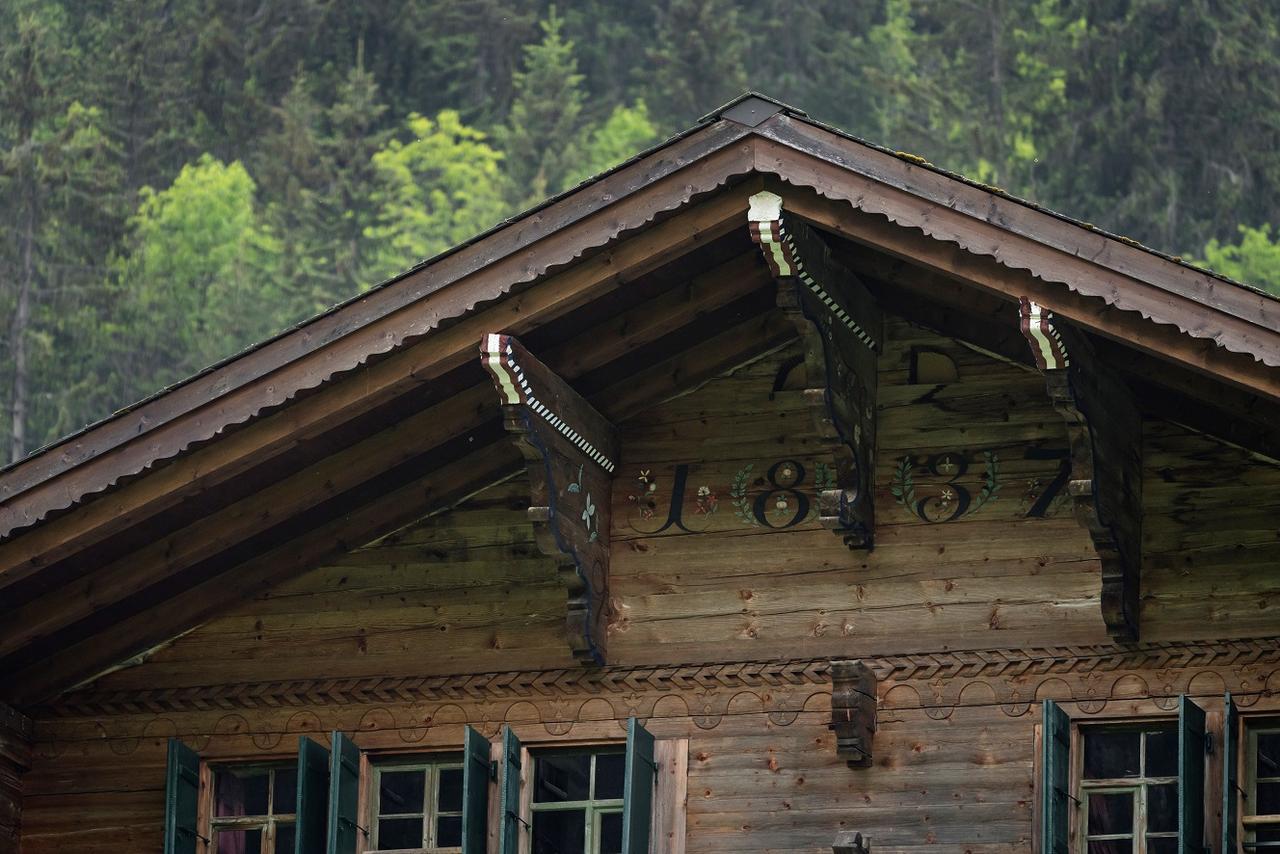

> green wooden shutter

[
  {"left": 1179, "top": 695, "right": 1207, "bottom": 854},
  {"left": 164, "top": 738, "right": 201, "bottom": 854},
  {"left": 1040, "top": 699, "right": 1070, "bottom": 854},
  {"left": 463, "top": 726, "right": 492, "bottom": 854},
  {"left": 327, "top": 732, "right": 361, "bottom": 854},
  {"left": 295, "top": 736, "right": 331, "bottom": 854},
  {"left": 499, "top": 726, "right": 523, "bottom": 854},
  {"left": 1223, "top": 693, "right": 1240, "bottom": 854},
  {"left": 621, "top": 717, "right": 656, "bottom": 854}
]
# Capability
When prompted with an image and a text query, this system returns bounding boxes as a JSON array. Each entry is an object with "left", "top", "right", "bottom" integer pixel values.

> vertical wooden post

[{"left": 0, "top": 703, "right": 32, "bottom": 854}]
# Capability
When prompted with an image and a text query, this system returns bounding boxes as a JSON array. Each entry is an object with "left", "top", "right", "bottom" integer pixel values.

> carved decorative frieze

[
  {"left": 480, "top": 333, "right": 619, "bottom": 666},
  {"left": 1017, "top": 298, "right": 1143, "bottom": 641},
  {"left": 748, "top": 191, "right": 881, "bottom": 549}
]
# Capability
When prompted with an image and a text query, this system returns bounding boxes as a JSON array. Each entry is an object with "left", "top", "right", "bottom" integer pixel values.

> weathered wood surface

[
  {"left": 0, "top": 705, "right": 31, "bottom": 854},
  {"left": 14, "top": 315, "right": 1280, "bottom": 853}
]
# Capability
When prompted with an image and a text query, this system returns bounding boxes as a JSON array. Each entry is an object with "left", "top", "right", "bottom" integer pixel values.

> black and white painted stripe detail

[{"left": 485, "top": 334, "right": 616, "bottom": 473}]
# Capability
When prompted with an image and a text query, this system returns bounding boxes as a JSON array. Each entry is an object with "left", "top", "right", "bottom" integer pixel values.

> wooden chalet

[{"left": 1, "top": 93, "right": 1279, "bottom": 854}]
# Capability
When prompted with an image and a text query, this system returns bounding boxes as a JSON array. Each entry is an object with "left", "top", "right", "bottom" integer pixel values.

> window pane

[
  {"left": 1145, "top": 837, "right": 1177, "bottom": 854},
  {"left": 599, "top": 811, "right": 623, "bottom": 854},
  {"left": 214, "top": 827, "right": 263, "bottom": 854},
  {"left": 438, "top": 767, "right": 464, "bottom": 813},
  {"left": 1087, "top": 842, "right": 1132, "bottom": 854},
  {"left": 272, "top": 769, "right": 297, "bottom": 815},
  {"left": 595, "top": 754, "right": 625, "bottom": 800},
  {"left": 437, "top": 814, "right": 463, "bottom": 847},
  {"left": 1145, "top": 728, "right": 1178, "bottom": 778},
  {"left": 534, "top": 754, "right": 591, "bottom": 803},
  {"left": 1258, "top": 780, "right": 1280, "bottom": 815},
  {"left": 1147, "top": 782, "right": 1177, "bottom": 833},
  {"left": 1258, "top": 732, "right": 1280, "bottom": 777},
  {"left": 1084, "top": 731, "right": 1141, "bottom": 779},
  {"left": 377, "top": 817, "right": 423, "bottom": 849},
  {"left": 275, "top": 822, "right": 296, "bottom": 852},
  {"left": 1087, "top": 792, "right": 1134, "bottom": 835},
  {"left": 1256, "top": 828, "right": 1280, "bottom": 844},
  {"left": 379, "top": 770, "right": 426, "bottom": 815},
  {"left": 215, "top": 769, "right": 270, "bottom": 817},
  {"left": 532, "top": 808, "right": 585, "bottom": 853}
]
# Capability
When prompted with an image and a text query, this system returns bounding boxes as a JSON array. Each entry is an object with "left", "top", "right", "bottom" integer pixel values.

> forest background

[{"left": 3, "top": 0, "right": 1280, "bottom": 464}]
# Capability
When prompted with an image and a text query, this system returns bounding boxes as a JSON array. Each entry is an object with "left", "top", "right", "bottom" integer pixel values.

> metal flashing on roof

[{"left": 718, "top": 95, "right": 786, "bottom": 127}]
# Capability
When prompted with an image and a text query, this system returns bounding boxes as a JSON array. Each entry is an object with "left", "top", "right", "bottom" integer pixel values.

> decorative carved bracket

[
  {"left": 1018, "top": 299, "right": 1143, "bottom": 641},
  {"left": 830, "top": 659, "right": 877, "bottom": 768},
  {"left": 0, "top": 703, "right": 32, "bottom": 852},
  {"left": 480, "top": 334, "right": 620, "bottom": 666},
  {"left": 749, "top": 191, "right": 881, "bottom": 549},
  {"left": 833, "top": 832, "right": 872, "bottom": 854}
]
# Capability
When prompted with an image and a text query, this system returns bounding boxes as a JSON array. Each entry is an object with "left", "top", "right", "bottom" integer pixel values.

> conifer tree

[{"left": 497, "top": 7, "right": 586, "bottom": 206}]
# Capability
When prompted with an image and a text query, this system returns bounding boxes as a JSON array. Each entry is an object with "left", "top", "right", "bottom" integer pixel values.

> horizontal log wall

[{"left": 17, "top": 318, "right": 1280, "bottom": 851}]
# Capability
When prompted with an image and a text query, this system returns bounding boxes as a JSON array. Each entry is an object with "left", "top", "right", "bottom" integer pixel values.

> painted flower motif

[
  {"left": 582, "top": 493, "right": 597, "bottom": 531},
  {"left": 941, "top": 487, "right": 955, "bottom": 502},
  {"left": 695, "top": 485, "right": 718, "bottom": 516}
]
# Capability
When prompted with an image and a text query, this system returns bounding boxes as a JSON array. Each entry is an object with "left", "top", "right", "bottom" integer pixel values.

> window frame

[
  {"left": 207, "top": 761, "right": 299, "bottom": 854},
  {"left": 527, "top": 746, "right": 626, "bottom": 854},
  {"left": 1075, "top": 721, "right": 1180, "bottom": 852},
  {"left": 1243, "top": 719, "right": 1280, "bottom": 849},
  {"left": 367, "top": 754, "right": 466, "bottom": 854}
]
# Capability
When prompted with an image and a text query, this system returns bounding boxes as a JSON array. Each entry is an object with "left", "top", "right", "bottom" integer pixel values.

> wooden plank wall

[{"left": 17, "top": 319, "right": 1280, "bottom": 852}]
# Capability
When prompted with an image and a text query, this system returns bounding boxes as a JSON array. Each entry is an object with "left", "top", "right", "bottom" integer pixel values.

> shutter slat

[
  {"left": 327, "top": 732, "right": 361, "bottom": 854},
  {"left": 622, "top": 718, "right": 656, "bottom": 854},
  {"left": 295, "top": 736, "right": 331, "bottom": 854},
  {"left": 1223, "top": 693, "right": 1240, "bottom": 854},
  {"left": 1040, "top": 699, "right": 1070, "bottom": 854},
  {"left": 499, "top": 727, "right": 523, "bottom": 854},
  {"left": 164, "top": 739, "right": 201, "bottom": 854},
  {"left": 463, "top": 726, "right": 492, "bottom": 854},
  {"left": 1179, "top": 695, "right": 1207, "bottom": 854}
]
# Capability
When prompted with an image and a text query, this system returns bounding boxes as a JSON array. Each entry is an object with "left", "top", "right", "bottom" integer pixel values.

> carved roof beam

[
  {"left": 748, "top": 191, "right": 882, "bottom": 549},
  {"left": 481, "top": 334, "right": 620, "bottom": 666},
  {"left": 1019, "top": 298, "right": 1143, "bottom": 641}
]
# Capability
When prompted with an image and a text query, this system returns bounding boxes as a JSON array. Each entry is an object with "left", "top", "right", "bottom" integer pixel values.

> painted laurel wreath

[{"left": 890, "top": 450, "right": 1000, "bottom": 523}]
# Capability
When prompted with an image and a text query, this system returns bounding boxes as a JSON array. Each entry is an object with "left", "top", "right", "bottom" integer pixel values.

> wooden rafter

[
  {"left": 749, "top": 190, "right": 881, "bottom": 548},
  {"left": 481, "top": 334, "right": 620, "bottom": 666},
  {"left": 1018, "top": 298, "right": 1143, "bottom": 641}
]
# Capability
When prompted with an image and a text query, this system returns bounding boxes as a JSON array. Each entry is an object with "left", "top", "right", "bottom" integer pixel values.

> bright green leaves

[
  {"left": 364, "top": 110, "right": 507, "bottom": 281},
  {"left": 1198, "top": 225, "right": 1280, "bottom": 297}
]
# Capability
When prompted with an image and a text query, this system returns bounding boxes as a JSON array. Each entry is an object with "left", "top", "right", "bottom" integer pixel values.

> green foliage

[
  {"left": 1199, "top": 225, "right": 1280, "bottom": 297},
  {"left": 498, "top": 7, "right": 585, "bottom": 205},
  {"left": 567, "top": 101, "right": 659, "bottom": 187},
  {"left": 3, "top": 0, "right": 1280, "bottom": 458},
  {"left": 114, "top": 154, "right": 283, "bottom": 389},
  {"left": 364, "top": 111, "right": 507, "bottom": 281}
]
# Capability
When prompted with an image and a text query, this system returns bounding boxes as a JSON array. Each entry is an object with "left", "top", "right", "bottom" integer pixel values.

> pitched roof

[
  {"left": 1, "top": 93, "right": 1278, "bottom": 705},
  {"left": 3, "top": 93, "right": 1276, "bottom": 541}
]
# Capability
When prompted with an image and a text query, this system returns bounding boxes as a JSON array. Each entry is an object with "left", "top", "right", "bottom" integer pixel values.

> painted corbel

[
  {"left": 1018, "top": 298, "right": 1143, "bottom": 641},
  {"left": 480, "top": 333, "right": 619, "bottom": 665},
  {"left": 749, "top": 191, "right": 881, "bottom": 548}
]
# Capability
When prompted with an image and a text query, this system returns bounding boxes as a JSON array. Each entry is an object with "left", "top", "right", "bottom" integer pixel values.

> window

[
  {"left": 1079, "top": 725, "right": 1179, "bottom": 853},
  {"left": 1041, "top": 698, "right": 1206, "bottom": 854},
  {"left": 1245, "top": 723, "right": 1280, "bottom": 850},
  {"left": 530, "top": 749, "right": 626, "bottom": 854},
  {"left": 370, "top": 758, "right": 465, "bottom": 852},
  {"left": 210, "top": 764, "right": 298, "bottom": 853}
]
